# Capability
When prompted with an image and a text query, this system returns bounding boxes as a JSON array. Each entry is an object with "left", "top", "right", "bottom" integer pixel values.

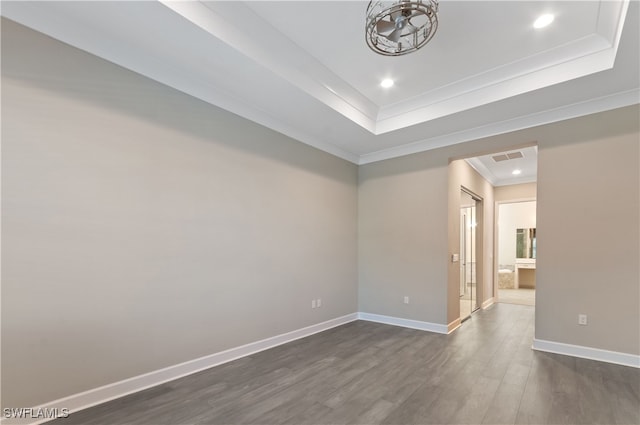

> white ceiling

[
  {"left": 2, "top": 0, "right": 638, "bottom": 177},
  {"left": 466, "top": 146, "right": 538, "bottom": 187},
  {"left": 245, "top": 1, "right": 602, "bottom": 107}
]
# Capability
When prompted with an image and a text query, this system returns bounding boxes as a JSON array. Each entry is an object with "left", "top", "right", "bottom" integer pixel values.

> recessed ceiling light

[
  {"left": 380, "top": 78, "right": 394, "bottom": 88},
  {"left": 512, "top": 169, "right": 522, "bottom": 175},
  {"left": 533, "top": 14, "right": 554, "bottom": 29}
]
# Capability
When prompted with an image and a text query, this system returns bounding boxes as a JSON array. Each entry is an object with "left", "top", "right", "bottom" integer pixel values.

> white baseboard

[
  {"left": 447, "top": 318, "right": 461, "bottom": 334},
  {"left": 358, "top": 312, "right": 448, "bottom": 334},
  {"left": 481, "top": 297, "right": 495, "bottom": 309},
  {"left": 532, "top": 338, "right": 640, "bottom": 368},
  {"left": 10, "top": 314, "right": 638, "bottom": 425},
  {"left": 1, "top": 313, "right": 358, "bottom": 425}
]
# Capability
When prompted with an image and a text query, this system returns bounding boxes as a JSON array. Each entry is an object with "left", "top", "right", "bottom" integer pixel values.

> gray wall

[
  {"left": 1, "top": 19, "right": 358, "bottom": 408},
  {"left": 358, "top": 153, "right": 449, "bottom": 324},
  {"left": 536, "top": 110, "right": 639, "bottom": 355},
  {"left": 359, "top": 106, "right": 639, "bottom": 353}
]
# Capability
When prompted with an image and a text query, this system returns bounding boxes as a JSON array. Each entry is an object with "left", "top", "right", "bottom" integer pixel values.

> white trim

[
  {"left": 481, "top": 297, "right": 495, "bottom": 310},
  {"left": 8, "top": 315, "right": 639, "bottom": 425},
  {"left": 532, "top": 338, "right": 640, "bottom": 369},
  {"left": 358, "top": 89, "right": 639, "bottom": 165},
  {"left": 358, "top": 312, "right": 448, "bottom": 334},
  {"left": 447, "top": 318, "right": 462, "bottom": 334},
  {"left": 3, "top": 1, "right": 637, "bottom": 168},
  {"left": 0, "top": 313, "right": 358, "bottom": 425},
  {"left": 158, "top": 0, "right": 379, "bottom": 132}
]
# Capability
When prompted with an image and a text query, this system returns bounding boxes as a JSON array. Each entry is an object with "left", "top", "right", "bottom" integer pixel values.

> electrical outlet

[
  {"left": 578, "top": 314, "right": 588, "bottom": 325},
  {"left": 317, "top": 299, "right": 322, "bottom": 308},
  {"left": 312, "top": 300, "right": 317, "bottom": 309},
  {"left": 404, "top": 296, "right": 409, "bottom": 304}
]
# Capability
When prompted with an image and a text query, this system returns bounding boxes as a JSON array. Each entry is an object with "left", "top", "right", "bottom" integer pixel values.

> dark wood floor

[{"left": 53, "top": 304, "right": 639, "bottom": 424}]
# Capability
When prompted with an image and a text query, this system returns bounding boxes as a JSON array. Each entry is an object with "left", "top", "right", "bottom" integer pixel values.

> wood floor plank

[
  {"left": 450, "top": 375, "right": 502, "bottom": 424},
  {"left": 546, "top": 355, "right": 582, "bottom": 425},
  {"left": 49, "top": 304, "right": 640, "bottom": 425},
  {"left": 482, "top": 363, "right": 530, "bottom": 425},
  {"left": 381, "top": 383, "right": 443, "bottom": 424},
  {"left": 515, "top": 353, "right": 556, "bottom": 425},
  {"left": 603, "top": 378, "right": 640, "bottom": 425}
]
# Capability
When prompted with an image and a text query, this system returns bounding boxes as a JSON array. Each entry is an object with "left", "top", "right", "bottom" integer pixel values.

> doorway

[
  {"left": 496, "top": 200, "right": 537, "bottom": 306},
  {"left": 460, "top": 189, "right": 481, "bottom": 321}
]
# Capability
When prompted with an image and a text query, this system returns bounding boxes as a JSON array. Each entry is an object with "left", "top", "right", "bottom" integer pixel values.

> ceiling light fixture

[
  {"left": 512, "top": 169, "right": 522, "bottom": 175},
  {"left": 533, "top": 14, "right": 554, "bottom": 29},
  {"left": 380, "top": 78, "right": 395, "bottom": 88},
  {"left": 366, "top": 0, "right": 439, "bottom": 56}
]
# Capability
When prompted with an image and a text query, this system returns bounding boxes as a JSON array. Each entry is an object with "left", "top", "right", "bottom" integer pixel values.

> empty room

[{"left": 1, "top": 1, "right": 639, "bottom": 424}]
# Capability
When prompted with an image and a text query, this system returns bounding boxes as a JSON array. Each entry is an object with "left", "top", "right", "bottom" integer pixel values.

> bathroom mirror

[{"left": 516, "top": 228, "right": 536, "bottom": 259}]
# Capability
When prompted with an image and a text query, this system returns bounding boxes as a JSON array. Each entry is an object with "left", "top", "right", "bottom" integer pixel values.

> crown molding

[
  {"left": 1, "top": 0, "right": 635, "bottom": 167},
  {"left": 159, "top": 0, "right": 379, "bottom": 133},
  {"left": 358, "top": 88, "right": 640, "bottom": 165},
  {"left": 374, "top": 1, "right": 629, "bottom": 133}
]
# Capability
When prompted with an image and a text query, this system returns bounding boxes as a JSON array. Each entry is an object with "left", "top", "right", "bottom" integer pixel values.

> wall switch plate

[
  {"left": 317, "top": 298, "right": 322, "bottom": 308},
  {"left": 452, "top": 253, "right": 459, "bottom": 263},
  {"left": 578, "top": 314, "right": 588, "bottom": 325},
  {"left": 403, "top": 296, "right": 409, "bottom": 304},
  {"left": 312, "top": 300, "right": 317, "bottom": 309}
]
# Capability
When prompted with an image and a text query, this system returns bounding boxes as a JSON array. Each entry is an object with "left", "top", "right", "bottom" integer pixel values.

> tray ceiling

[{"left": 2, "top": 1, "right": 638, "bottom": 165}]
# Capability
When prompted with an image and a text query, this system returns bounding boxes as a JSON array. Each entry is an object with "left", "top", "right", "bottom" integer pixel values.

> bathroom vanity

[
  {"left": 515, "top": 227, "right": 536, "bottom": 288},
  {"left": 515, "top": 258, "right": 536, "bottom": 288}
]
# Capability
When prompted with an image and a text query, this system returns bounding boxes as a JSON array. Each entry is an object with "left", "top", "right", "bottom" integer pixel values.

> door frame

[{"left": 460, "top": 186, "right": 483, "bottom": 321}]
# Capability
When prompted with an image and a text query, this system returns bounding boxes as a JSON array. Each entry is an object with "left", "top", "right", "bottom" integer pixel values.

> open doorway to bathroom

[{"left": 496, "top": 200, "right": 537, "bottom": 306}]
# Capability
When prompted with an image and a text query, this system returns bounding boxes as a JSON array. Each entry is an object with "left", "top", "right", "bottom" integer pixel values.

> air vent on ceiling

[{"left": 492, "top": 151, "right": 523, "bottom": 162}]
